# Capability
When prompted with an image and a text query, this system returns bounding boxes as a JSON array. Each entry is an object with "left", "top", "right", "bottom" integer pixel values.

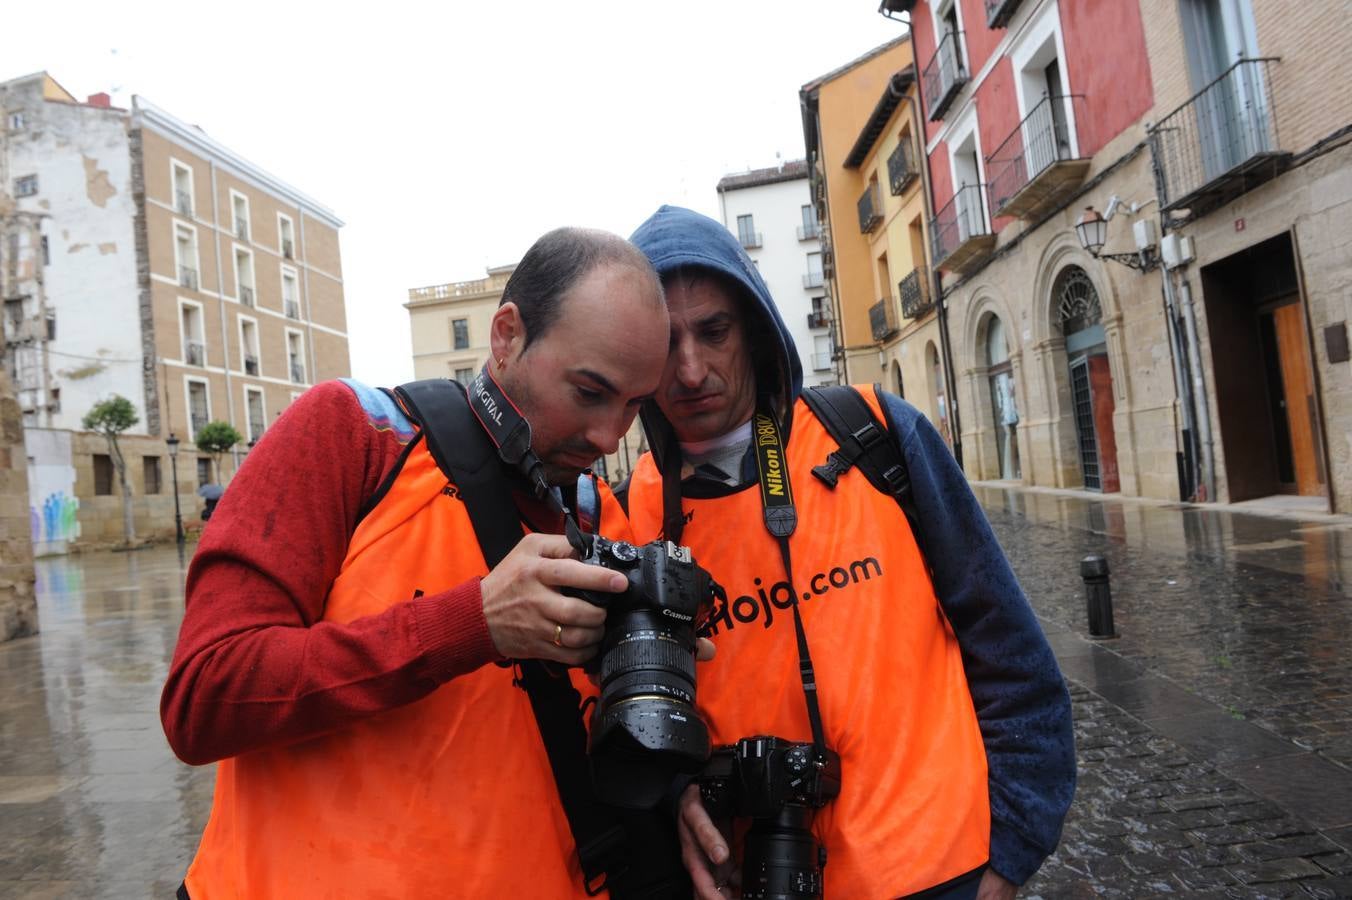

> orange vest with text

[
  {"left": 184, "top": 438, "right": 617, "bottom": 899},
  {"left": 627, "top": 386, "right": 989, "bottom": 898}
]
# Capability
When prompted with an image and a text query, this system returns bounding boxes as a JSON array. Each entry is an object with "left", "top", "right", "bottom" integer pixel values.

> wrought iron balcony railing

[
  {"left": 185, "top": 341, "right": 205, "bottom": 367},
  {"left": 888, "top": 139, "right": 918, "bottom": 196},
  {"left": 285, "top": 300, "right": 301, "bottom": 319},
  {"left": 930, "top": 183, "right": 993, "bottom": 269},
  {"left": 176, "top": 190, "right": 193, "bottom": 216},
  {"left": 739, "top": 231, "right": 763, "bottom": 249},
  {"left": 858, "top": 183, "right": 883, "bottom": 233},
  {"left": 986, "top": 95, "right": 1088, "bottom": 218},
  {"left": 179, "top": 266, "right": 198, "bottom": 291},
  {"left": 869, "top": 295, "right": 900, "bottom": 342},
  {"left": 190, "top": 413, "right": 208, "bottom": 436},
  {"left": 985, "top": 0, "right": 1025, "bottom": 28},
  {"left": 290, "top": 360, "right": 305, "bottom": 383},
  {"left": 236, "top": 220, "right": 249, "bottom": 241},
  {"left": 899, "top": 267, "right": 933, "bottom": 319},
  {"left": 244, "top": 354, "right": 259, "bottom": 376},
  {"left": 803, "top": 271, "right": 824, "bottom": 289},
  {"left": 249, "top": 420, "right": 265, "bottom": 441},
  {"left": 1148, "top": 58, "right": 1285, "bottom": 219},
  {"left": 807, "top": 311, "right": 829, "bottom": 329},
  {"left": 282, "top": 238, "right": 294, "bottom": 260},
  {"left": 239, "top": 286, "right": 254, "bottom": 307},
  {"left": 922, "top": 31, "right": 968, "bottom": 121},
  {"left": 797, "top": 222, "right": 821, "bottom": 241}
]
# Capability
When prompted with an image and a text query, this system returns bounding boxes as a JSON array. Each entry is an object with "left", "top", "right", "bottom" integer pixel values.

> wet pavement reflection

[{"left": 1, "top": 488, "right": 1350, "bottom": 897}]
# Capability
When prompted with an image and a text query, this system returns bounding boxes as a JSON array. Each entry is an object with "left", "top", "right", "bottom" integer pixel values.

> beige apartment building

[
  {"left": 2, "top": 72, "right": 349, "bottom": 550},
  {"left": 406, "top": 265, "right": 514, "bottom": 383}
]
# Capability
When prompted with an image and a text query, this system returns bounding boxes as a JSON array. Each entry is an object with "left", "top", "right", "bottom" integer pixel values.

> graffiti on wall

[
  {"left": 30, "top": 492, "right": 80, "bottom": 543},
  {"left": 25, "top": 429, "right": 80, "bottom": 554}
]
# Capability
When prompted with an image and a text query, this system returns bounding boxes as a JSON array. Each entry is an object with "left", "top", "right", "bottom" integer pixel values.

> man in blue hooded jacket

[{"left": 621, "top": 206, "right": 1074, "bottom": 899}]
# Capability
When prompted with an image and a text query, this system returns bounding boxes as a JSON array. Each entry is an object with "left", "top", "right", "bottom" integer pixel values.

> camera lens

[{"left": 741, "top": 806, "right": 826, "bottom": 900}]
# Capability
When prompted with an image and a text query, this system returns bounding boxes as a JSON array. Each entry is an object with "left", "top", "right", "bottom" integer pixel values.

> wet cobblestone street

[{"left": 1, "top": 487, "right": 1350, "bottom": 897}]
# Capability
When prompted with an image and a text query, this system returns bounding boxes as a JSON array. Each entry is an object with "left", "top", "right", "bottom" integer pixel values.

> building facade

[
  {"left": 881, "top": 0, "right": 1350, "bottom": 513},
  {"left": 716, "top": 161, "right": 836, "bottom": 390},
  {"left": 405, "top": 264, "right": 515, "bottom": 383},
  {"left": 801, "top": 38, "right": 956, "bottom": 443},
  {"left": 2, "top": 73, "right": 349, "bottom": 549}
]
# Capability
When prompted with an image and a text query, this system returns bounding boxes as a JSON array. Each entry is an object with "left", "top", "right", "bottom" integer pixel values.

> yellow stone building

[{"left": 405, "top": 264, "right": 515, "bottom": 383}]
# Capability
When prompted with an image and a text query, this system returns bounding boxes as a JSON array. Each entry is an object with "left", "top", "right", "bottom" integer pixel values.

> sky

[{"left": 8, "top": 1, "right": 901, "bottom": 386}]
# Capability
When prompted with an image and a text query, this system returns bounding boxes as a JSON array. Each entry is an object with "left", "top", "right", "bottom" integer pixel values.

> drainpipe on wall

[
  {"left": 907, "top": 93, "right": 964, "bottom": 470},
  {"left": 1178, "top": 277, "right": 1216, "bottom": 502},
  {"left": 1158, "top": 266, "right": 1197, "bottom": 501}
]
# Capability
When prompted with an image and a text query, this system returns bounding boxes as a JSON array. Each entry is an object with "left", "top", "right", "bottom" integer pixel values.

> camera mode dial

[{"left": 608, "top": 541, "right": 640, "bottom": 564}]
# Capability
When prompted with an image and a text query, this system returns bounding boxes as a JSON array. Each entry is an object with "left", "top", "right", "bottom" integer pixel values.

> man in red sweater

[{"left": 161, "top": 228, "right": 674, "bottom": 898}]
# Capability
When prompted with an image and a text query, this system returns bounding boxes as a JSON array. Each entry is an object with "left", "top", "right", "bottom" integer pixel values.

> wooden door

[{"left": 1272, "top": 302, "right": 1321, "bottom": 495}]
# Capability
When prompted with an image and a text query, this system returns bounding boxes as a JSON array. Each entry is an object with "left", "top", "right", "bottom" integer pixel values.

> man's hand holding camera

[{"left": 678, "top": 782, "right": 737, "bottom": 899}]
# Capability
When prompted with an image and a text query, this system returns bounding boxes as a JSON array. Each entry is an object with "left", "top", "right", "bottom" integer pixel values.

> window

[
  {"left": 197, "top": 457, "right": 212, "bottom": 488},
  {"left": 454, "top": 366, "right": 475, "bottom": 383},
  {"left": 176, "top": 225, "right": 199, "bottom": 290},
  {"left": 235, "top": 248, "right": 256, "bottom": 306},
  {"left": 240, "top": 318, "right": 260, "bottom": 375},
  {"left": 283, "top": 269, "right": 300, "bottom": 318},
  {"left": 172, "top": 162, "right": 194, "bottom": 216},
  {"left": 231, "top": 192, "right": 250, "bottom": 241},
  {"left": 736, "top": 215, "right": 760, "bottom": 249},
  {"left": 452, "top": 318, "right": 470, "bottom": 350},
  {"left": 93, "top": 454, "right": 115, "bottom": 496},
  {"left": 278, "top": 214, "right": 295, "bottom": 260},
  {"left": 245, "top": 387, "right": 266, "bottom": 443},
  {"left": 143, "top": 457, "right": 162, "bottom": 495},
  {"left": 41, "top": 235, "right": 49, "bottom": 266},
  {"left": 804, "top": 251, "right": 824, "bottom": 288},
  {"left": 181, "top": 302, "right": 205, "bottom": 366},
  {"left": 14, "top": 175, "right": 38, "bottom": 198},
  {"left": 798, "top": 205, "right": 820, "bottom": 240},
  {"left": 287, "top": 331, "right": 307, "bottom": 384},
  {"left": 187, "top": 379, "right": 210, "bottom": 439},
  {"left": 8, "top": 112, "right": 25, "bottom": 131}
]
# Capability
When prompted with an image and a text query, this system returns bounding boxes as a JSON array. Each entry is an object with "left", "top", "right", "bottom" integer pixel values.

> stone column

[{"left": 0, "top": 369, "right": 37, "bottom": 641}]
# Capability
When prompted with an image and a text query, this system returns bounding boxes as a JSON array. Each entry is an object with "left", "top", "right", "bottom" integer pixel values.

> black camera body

[
  {"left": 570, "top": 533, "right": 718, "bottom": 809},
  {"left": 699, "top": 736, "right": 842, "bottom": 900}
]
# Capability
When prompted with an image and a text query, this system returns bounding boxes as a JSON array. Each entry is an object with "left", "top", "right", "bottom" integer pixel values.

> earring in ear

[{"left": 496, "top": 357, "right": 505, "bottom": 370}]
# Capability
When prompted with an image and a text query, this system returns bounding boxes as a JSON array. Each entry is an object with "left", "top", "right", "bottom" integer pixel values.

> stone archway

[{"left": 1054, "top": 266, "right": 1121, "bottom": 492}]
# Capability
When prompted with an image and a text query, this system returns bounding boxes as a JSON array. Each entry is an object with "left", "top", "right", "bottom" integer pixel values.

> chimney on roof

[{"left": 86, "top": 93, "right": 111, "bottom": 108}]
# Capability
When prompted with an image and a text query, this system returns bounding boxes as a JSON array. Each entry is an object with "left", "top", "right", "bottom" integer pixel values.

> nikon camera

[
  {"left": 699, "top": 736, "right": 843, "bottom": 900},
  {"left": 569, "top": 532, "right": 719, "bottom": 809}
]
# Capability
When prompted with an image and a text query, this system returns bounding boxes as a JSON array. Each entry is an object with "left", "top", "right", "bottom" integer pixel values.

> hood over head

[{"left": 628, "top": 205, "right": 803, "bottom": 472}]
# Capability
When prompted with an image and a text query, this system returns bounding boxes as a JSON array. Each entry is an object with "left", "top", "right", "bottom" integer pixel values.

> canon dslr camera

[
  {"left": 699, "top": 736, "right": 842, "bottom": 900},
  {"left": 569, "top": 532, "right": 719, "bottom": 809}
]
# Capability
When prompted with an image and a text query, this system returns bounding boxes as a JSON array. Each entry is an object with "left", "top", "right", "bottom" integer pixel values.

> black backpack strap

[
  {"left": 801, "top": 384, "right": 922, "bottom": 540},
  {"left": 393, "top": 378, "right": 686, "bottom": 899}
]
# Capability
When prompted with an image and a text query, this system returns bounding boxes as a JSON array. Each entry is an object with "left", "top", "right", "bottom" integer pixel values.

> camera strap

[
  {"left": 394, "top": 376, "right": 688, "bottom": 899},
  {"left": 750, "top": 408, "right": 830, "bottom": 767}
]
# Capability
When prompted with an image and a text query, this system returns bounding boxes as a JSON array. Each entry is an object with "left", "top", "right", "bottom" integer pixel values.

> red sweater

[{"left": 160, "top": 381, "right": 504, "bottom": 765}]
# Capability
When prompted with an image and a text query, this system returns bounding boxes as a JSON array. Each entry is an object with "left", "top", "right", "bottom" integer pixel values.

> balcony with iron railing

[
  {"left": 803, "top": 270, "right": 824, "bottom": 289},
  {"left": 282, "top": 237, "right": 294, "bottom": 260},
  {"left": 190, "top": 413, "right": 208, "bottom": 436},
  {"left": 176, "top": 190, "right": 193, "bottom": 217},
  {"left": 239, "top": 285, "right": 254, "bottom": 307},
  {"left": 285, "top": 300, "right": 301, "bottom": 319},
  {"left": 797, "top": 222, "right": 821, "bottom": 241},
  {"left": 986, "top": 95, "right": 1090, "bottom": 220},
  {"left": 930, "top": 183, "right": 995, "bottom": 274},
  {"left": 807, "top": 310, "right": 829, "bottom": 329},
  {"left": 236, "top": 220, "right": 249, "bottom": 241},
  {"left": 922, "top": 32, "right": 968, "bottom": 121},
  {"left": 811, "top": 351, "right": 833, "bottom": 371},
  {"left": 185, "top": 341, "right": 205, "bottom": 367},
  {"left": 869, "top": 295, "right": 900, "bottom": 342},
  {"left": 179, "top": 265, "right": 198, "bottom": 291},
  {"left": 290, "top": 360, "right": 305, "bottom": 383},
  {"left": 888, "top": 139, "right": 918, "bottom": 196},
  {"left": 985, "top": 0, "right": 1025, "bottom": 28},
  {"left": 899, "top": 267, "right": 933, "bottom": 319},
  {"left": 1148, "top": 58, "right": 1287, "bottom": 222},
  {"left": 858, "top": 183, "right": 883, "bottom": 233},
  {"left": 739, "top": 231, "right": 763, "bottom": 249},
  {"left": 244, "top": 354, "right": 259, "bottom": 376}
]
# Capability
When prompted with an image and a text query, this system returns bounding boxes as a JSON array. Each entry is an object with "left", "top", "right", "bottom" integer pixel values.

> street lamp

[
  {"left": 166, "top": 432, "right": 184, "bottom": 546},
  {"left": 1075, "top": 205, "right": 1158, "bottom": 272}
]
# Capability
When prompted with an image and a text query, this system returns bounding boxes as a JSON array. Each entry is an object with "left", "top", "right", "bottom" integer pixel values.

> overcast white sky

[{"left": 9, "top": 1, "right": 900, "bottom": 386}]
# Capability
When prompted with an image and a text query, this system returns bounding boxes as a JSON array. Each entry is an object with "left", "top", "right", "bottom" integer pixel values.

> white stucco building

[{"left": 716, "top": 161, "right": 836, "bottom": 388}]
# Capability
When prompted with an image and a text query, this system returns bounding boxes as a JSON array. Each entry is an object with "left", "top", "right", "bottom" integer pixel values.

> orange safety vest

[
  {"left": 627, "top": 386, "right": 989, "bottom": 898},
  {"left": 185, "top": 437, "right": 620, "bottom": 898}
]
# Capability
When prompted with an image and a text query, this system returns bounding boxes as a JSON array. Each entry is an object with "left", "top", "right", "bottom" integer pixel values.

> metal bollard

[{"left": 1081, "top": 555, "right": 1117, "bottom": 639}]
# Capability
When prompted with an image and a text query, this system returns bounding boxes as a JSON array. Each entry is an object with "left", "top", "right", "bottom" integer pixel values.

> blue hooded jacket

[{"left": 629, "top": 205, "right": 1074, "bottom": 887}]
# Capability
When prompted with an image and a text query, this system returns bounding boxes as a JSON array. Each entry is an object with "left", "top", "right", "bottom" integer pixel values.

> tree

[
  {"left": 82, "top": 394, "right": 139, "bottom": 546},
  {"left": 195, "top": 421, "right": 243, "bottom": 483}
]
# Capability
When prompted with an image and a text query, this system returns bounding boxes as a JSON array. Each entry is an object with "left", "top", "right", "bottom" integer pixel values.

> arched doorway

[
  {"left": 986, "top": 316, "right": 1021, "bottom": 479},
  {"left": 926, "top": 341, "right": 950, "bottom": 447},
  {"left": 1055, "top": 266, "right": 1119, "bottom": 492}
]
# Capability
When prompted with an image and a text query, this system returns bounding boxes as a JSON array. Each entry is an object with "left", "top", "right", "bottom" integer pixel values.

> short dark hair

[
  {"left": 501, "top": 227, "right": 660, "bottom": 347},
  {"left": 662, "top": 266, "right": 779, "bottom": 401}
]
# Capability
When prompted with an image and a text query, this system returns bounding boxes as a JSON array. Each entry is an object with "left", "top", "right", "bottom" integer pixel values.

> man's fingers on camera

[
  {"left": 542, "top": 558, "right": 628, "bottom": 595},
  {"left": 548, "top": 622, "right": 603, "bottom": 652},
  {"left": 678, "top": 815, "right": 725, "bottom": 900},
  {"left": 545, "top": 594, "right": 607, "bottom": 629},
  {"left": 695, "top": 637, "right": 716, "bottom": 663},
  {"left": 680, "top": 785, "right": 728, "bottom": 864}
]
